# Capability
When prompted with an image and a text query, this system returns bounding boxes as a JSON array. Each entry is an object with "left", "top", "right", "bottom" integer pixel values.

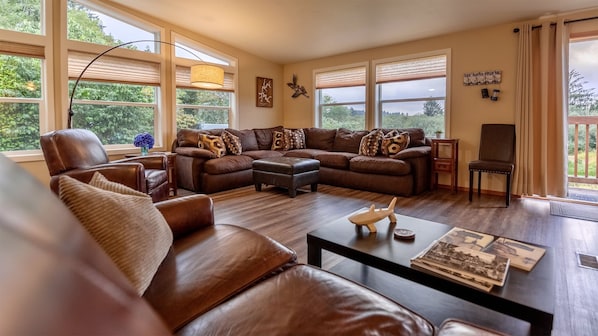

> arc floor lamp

[{"left": 67, "top": 39, "right": 225, "bottom": 128}]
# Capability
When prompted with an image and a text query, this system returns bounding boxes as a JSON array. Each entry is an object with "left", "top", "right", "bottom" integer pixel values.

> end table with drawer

[{"left": 431, "top": 138, "right": 459, "bottom": 193}]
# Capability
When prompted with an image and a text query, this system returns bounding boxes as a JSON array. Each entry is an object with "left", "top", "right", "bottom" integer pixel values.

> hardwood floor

[{"left": 190, "top": 184, "right": 598, "bottom": 336}]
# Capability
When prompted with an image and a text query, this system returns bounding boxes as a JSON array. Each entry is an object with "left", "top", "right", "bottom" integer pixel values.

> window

[
  {"left": 375, "top": 52, "right": 448, "bottom": 136},
  {"left": 0, "top": 0, "right": 42, "bottom": 35},
  {"left": 0, "top": 53, "right": 43, "bottom": 151},
  {"left": 567, "top": 32, "right": 598, "bottom": 182},
  {"left": 67, "top": 0, "right": 155, "bottom": 50},
  {"left": 67, "top": 0, "right": 162, "bottom": 146},
  {"left": 0, "top": 0, "right": 47, "bottom": 154},
  {"left": 315, "top": 65, "right": 367, "bottom": 130},
  {"left": 174, "top": 37, "right": 235, "bottom": 130}
]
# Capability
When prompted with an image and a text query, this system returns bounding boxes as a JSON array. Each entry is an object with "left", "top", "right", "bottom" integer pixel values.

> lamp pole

[{"left": 67, "top": 39, "right": 222, "bottom": 128}]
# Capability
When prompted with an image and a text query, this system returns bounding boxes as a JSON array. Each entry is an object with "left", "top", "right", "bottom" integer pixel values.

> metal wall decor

[{"left": 463, "top": 70, "right": 502, "bottom": 86}]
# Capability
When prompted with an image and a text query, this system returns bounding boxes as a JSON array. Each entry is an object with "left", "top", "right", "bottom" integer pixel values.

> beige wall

[{"left": 283, "top": 22, "right": 520, "bottom": 192}]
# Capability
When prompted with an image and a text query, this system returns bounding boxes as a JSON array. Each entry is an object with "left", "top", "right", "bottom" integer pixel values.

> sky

[{"left": 569, "top": 39, "right": 598, "bottom": 95}]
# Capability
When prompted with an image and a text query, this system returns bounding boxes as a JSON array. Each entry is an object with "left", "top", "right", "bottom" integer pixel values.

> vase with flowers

[{"left": 133, "top": 132, "right": 154, "bottom": 156}]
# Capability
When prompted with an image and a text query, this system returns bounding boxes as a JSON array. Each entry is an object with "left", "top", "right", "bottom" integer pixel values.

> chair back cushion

[
  {"left": 40, "top": 129, "right": 110, "bottom": 176},
  {"left": 478, "top": 124, "right": 515, "bottom": 163}
]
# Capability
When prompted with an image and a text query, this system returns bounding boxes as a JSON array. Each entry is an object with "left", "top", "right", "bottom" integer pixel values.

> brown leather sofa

[
  {"left": 0, "top": 153, "right": 503, "bottom": 335},
  {"left": 173, "top": 126, "right": 431, "bottom": 195},
  {"left": 41, "top": 128, "right": 170, "bottom": 202}
]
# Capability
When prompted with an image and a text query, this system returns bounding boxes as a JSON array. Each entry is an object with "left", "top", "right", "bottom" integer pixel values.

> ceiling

[{"left": 111, "top": 0, "right": 598, "bottom": 64}]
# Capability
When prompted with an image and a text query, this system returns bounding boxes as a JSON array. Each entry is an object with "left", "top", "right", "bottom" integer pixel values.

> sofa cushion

[
  {"left": 221, "top": 130, "right": 243, "bottom": 155},
  {"left": 226, "top": 128, "right": 259, "bottom": 151},
  {"left": 359, "top": 130, "right": 384, "bottom": 156},
  {"left": 177, "top": 129, "right": 202, "bottom": 147},
  {"left": 314, "top": 152, "right": 358, "bottom": 170},
  {"left": 242, "top": 150, "right": 285, "bottom": 160},
  {"left": 271, "top": 130, "right": 290, "bottom": 150},
  {"left": 305, "top": 128, "right": 336, "bottom": 150},
  {"left": 285, "top": 148, "right": 329, "bottom": 159},
  {"left": 350, "top": 156, "right": 411, "bottom": 176},
  {"left": 59, "top": 173, "right": 173, "bottom": 295},
  {"left": 254, "top": 125, "right": 284, "bottom": 150},
  {"left": 381, "top": 130, "right": 410, "bottom": 156},
  {"left": 375, "top": 128, "right": 426, "bottom": 147},
  {"left": 143, "top": 224, "right": 297, "bottom": 331},
  {"left": 285, "top": 128, "right": 306, "bottom": 149},
  {"left": 332, "top": 128, "right": 369, "bottom": 153},
  {"left": 199, "top": 134, "right": 227, "bottom": 158},
  {"left": 177, "top": 265, "right": 435, "bottom": 336},
  {"left": 203, "top": 155, "right": 254, "bottom": 175}
]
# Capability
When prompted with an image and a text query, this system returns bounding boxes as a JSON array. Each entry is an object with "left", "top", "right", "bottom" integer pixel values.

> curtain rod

[{"left": 513, "top": 15, "right": 598, "bottom": 33}]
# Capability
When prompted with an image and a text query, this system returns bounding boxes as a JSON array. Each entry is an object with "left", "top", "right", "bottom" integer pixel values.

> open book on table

[
  {"left": 411, "top": 240, "right": 510, "bottom": 292},
  {"left": 411, "top": 227, "right": 547, "bottom": 291},
  {"left": 484, "top": 237, "right": 546, "bottom": 272}
]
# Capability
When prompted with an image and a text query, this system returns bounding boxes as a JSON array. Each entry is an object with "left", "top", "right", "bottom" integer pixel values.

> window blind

[
  {"left": 315, "top": 66, "right": 366, "bottom": 89},
  {"left": 68, "top": 51, "right": 160, "bottom": 85},
  {"left": 376, "top": 55, "right": 446, "bottom": 84},
  {"left": 0, "top": 41, "right": 44, "bottom": 58},
  {"left": 176, "top": 65, "right": 234, "bottom": 91}
]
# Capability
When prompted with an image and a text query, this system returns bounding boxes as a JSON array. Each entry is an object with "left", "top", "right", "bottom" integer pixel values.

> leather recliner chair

[{"left": 40, "top": 128, "right": 170, "bottom": 202}]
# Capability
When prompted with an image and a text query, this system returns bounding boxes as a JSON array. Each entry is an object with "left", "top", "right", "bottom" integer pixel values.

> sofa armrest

[
  {"left": 49, "top": 163, "right": 146, "bottom": 194},
  {"left": 155, "top": 194, "right": 214, "bottom": 239},
  {"left": 175, "top": 147, "right": 216, "bottom": 159},
  {"left": 392, "top": 146, "right": 431, "bottom": 160}
]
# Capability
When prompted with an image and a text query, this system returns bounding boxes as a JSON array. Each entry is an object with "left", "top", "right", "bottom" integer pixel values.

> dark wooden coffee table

[{"left": 307, "top": 211, "right": 554, "bottom": 335}]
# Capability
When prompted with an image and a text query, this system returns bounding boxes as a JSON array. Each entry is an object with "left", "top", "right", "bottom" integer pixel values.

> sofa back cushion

[
  {"left": 375, "top": 128, "right": 426, "bottom": 147},
  {"left": 226, "top": 128, "right": 259, "bottom": 151},
  {"left": 332, "top": 128, "right": 369, "bottom": 153},
  {"left": 305, "top": 128, "right": 336, "bottom": 151},
  {"left": 177, "top": 129, "right": 223, "bottom": 147},
  {"left": 253, "top": 126, "right": 284, "bottom": 150}
]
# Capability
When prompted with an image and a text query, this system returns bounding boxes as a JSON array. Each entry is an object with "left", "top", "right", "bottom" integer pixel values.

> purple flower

[{"left": 133, "top": 132, "right": 154, "bottom": 149}]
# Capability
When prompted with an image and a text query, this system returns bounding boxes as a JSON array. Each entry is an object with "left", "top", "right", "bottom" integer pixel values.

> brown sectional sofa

[
  {"left": 0, "top": 154, "right": 504, "bottom": 335},
  {"left": 172, "top": 126, "right": 432, "bottom": 196}
]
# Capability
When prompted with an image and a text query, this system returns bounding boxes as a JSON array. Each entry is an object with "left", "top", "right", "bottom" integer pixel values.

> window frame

[
  {"left": 172, "top": 32, "right": 238, "bottom": 130},
  {"left": 66, "top": 0, "right": 167, "bottom": 151},
  {"left": 0, "top": 0, "right": 54, "bottom": 161},
  {"left": 373, "top": 49, "right": 451, "bottom": 136},
  {"left": 313, "top": 62, "right": 368, "bottom": 130}
]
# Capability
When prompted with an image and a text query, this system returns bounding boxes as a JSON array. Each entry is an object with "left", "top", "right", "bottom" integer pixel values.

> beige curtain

[{"left": 513, "top": 20, "right": 569, "bottom": 197}]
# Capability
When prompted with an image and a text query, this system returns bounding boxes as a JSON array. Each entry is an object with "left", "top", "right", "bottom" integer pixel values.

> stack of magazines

[{"left": 411, "top": 227, "right": 545, "bottom": 292}]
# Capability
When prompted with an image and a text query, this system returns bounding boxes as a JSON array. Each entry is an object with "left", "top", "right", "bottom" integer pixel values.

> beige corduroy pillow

[{"left": 59, "top": 173, "right": 173, "bottom": 295}]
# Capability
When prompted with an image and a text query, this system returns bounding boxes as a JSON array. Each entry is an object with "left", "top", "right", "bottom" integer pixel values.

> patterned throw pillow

[
  {"left": 271, "top": 130, "right": 289, "bottom": 150},
  {"left": 199, "top": 133, "right": 227, "bottom": 158},
  {"left": 381, "top": 130, "right": 410, "bottom": 157},
  {"left": 59, "top": 173, "right": 173, "bottom": 295},
  {"left": 358, "top": 130, "right": 384, "bottom": 156},
  {"left": 221, "top": 130, "right": 243, "bottom": 155},
  {"left": 285, "top": 128, "right": 306, "bottom": 149}
]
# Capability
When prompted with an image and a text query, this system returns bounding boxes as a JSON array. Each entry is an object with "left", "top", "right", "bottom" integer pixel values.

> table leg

[{"left": 307, "top": 243, "right": 322, "bottom": 267}]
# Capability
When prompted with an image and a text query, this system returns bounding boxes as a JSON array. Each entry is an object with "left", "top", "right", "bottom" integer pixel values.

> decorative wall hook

[{"left": 287, "top": 74, "right": 309, "bottom": 98}]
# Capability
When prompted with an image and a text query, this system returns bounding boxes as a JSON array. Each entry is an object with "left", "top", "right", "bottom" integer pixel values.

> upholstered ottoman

[{"left": 253, "top": 157, "right": 319, "bottom": 197}]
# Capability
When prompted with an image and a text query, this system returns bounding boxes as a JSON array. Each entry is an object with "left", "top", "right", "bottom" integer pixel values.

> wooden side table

[
  {"left": 431, "top": 138, "right": 459, "bottom": 193},
  {"left": 125, "top": 152, "right": 177, "bottom": 196}
]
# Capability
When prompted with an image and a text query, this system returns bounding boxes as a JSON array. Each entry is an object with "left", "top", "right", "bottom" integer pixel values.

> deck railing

[{"left": 568, "top": 116, "right": 598, "bottom": 185}]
